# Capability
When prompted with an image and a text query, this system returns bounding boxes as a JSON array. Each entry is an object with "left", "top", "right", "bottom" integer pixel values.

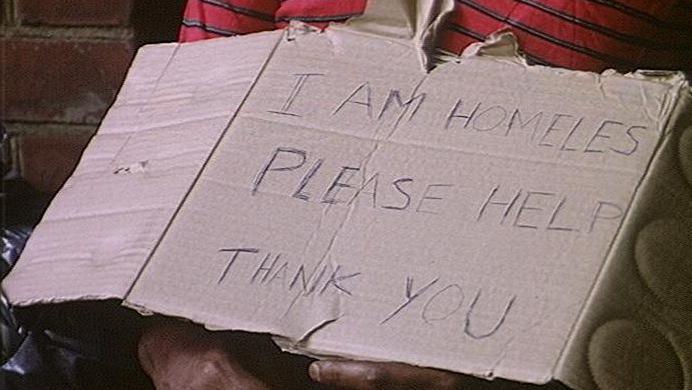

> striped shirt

[{"left": 179, "top": 0, "right": 691, "bottom": 72}]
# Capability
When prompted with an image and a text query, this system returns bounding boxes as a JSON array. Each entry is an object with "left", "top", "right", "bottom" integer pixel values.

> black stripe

[
  {"left": 584, "top": 0, "right": 690, "bottom": 32},
  {"left": 583, "top": 0, "right": 660, "bottom": 24},
  {"left": 445, "top": 22, "right": 558, "bottom": 67},
  {"left": 447, "top": 22, "right": 485, "bottom": 41},
  {"left": 276, "top": 12, "right": 363, "bottom": 23},
  {"left": 523, "top": 52, "right": 555, "bottom": 66},
  {"left": 457, "top": 0, "right": 638, "bottom": 68},
  {"left": 182, "top": 19, "right": 239, "bottom": 36},
  {"left": 517, "top": 0, "right": 662, "bottom": 49},
  {"left": 199, "top": 0, "right": 274, "bottom": 22}
]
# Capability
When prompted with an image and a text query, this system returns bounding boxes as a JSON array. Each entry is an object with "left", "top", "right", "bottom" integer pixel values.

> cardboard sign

[{"left": 5, "top": 2, "right": 692, "bottom": 388}]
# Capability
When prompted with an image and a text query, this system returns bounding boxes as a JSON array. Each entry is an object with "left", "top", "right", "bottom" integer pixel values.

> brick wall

[{"left": 1, "top": 0, "right": 186, "bottom": 193}]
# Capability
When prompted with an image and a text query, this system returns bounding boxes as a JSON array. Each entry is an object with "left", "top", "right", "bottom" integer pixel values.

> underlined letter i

[{"left": 268, "top": 73, "right": 324, "bottom": 117}]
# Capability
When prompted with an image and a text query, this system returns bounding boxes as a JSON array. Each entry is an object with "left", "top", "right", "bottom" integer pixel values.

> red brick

[
  {"left": 18, "top": 132, "right": 94, "bottom": 193},
  {"left": 0, "top": 37, "right": 135, "bottom": 124},
  {"left": 17, "top": 0, "right": 133, "bottom": 27}
]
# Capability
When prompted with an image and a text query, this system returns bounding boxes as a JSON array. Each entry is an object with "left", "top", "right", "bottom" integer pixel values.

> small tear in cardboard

[{"left": 458, "top": 31, "right": 528, "bottom": 65}]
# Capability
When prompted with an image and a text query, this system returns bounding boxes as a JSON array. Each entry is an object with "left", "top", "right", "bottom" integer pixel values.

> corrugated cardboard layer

[
  {"left": 3, "top": 31, "right": 283, "bottom": 305},
  {"left": 123, "top": 26, "right": 686, "bottom": 383}
]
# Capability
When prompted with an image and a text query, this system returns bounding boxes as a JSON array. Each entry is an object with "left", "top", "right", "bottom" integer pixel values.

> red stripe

[
  {"left": 275, "top": 0, "right": 365, "bottom": 29},
  {"left": 178, "top": 0, "right": 690, "bottom": 71},
  {"left": 275, "top": 0, "right": 366, "bottom": 20},
  {"left": 180, "top": 26, "right": 216, "bottom": 41},
  {"left": 180, "top": 0, "right": 277, "bottom": 42},
  {"left": 438, "top": 26, "right": 483, "bottom": 56},
  {"left": 585, "top": 0, "right": 678, "bottom": 18},
  {"left": 451, "top": 4, "right": 608, "bottom": 71},
  {"left": 462, "top": 0, "right": 656, "bottom": 38},
  {"left": 528, "top": 0, "right": 691, "bottom": 69},
  {"left": 493, "top": 2, "right": 652, "bottom": 62},
  {"left": 470, "top": 0, "right": 690, "bottom": 70},
  {"left": 205, "top": 0, "right": 278, "bottom": 15}
]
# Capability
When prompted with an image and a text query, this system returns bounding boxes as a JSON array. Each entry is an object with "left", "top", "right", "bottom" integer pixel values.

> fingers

[
  {"left": 138, "top": 320, "right": 230, "bottom": 378},
  {"left": 309, "top": 360, "right": 570, "bottom": 390},
  {"left": 309, "top": 360, "right": 467, "bottom": 390},
  {"left": 137, "top": 320, "right": 271, "bottom": 390}
]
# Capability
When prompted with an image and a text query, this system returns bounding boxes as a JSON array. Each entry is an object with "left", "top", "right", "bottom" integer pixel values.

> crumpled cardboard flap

[
  {"left": 4, "top": 2, "right": 692, "bottom": 387},
  {"left": 344, "top": 0, "right": 454, "bottom": 70}
]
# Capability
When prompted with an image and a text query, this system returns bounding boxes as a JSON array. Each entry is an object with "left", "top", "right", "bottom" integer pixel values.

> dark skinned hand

[
  {"left": 137, "top": 319, "right": 567, "bottom": 390},
  {"left": 138, "top": 321, "right": 270, "bottom": 390},
  {"left": 137, "top": 320, "right": 314, "bottom": 390},
  {"left": 307, "top": 360, "right": 566, "bottom": 390},
  {"left": 309, "top": 360, "right": 468, "bottom": 390}
]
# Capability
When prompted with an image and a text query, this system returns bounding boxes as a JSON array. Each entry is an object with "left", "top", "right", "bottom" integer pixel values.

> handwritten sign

[
  {"left": 5, "top": 0, "right": 690, "bottom": 381},
  {"left": 118, "top": 26, "right": 673, "bottom": 384}
]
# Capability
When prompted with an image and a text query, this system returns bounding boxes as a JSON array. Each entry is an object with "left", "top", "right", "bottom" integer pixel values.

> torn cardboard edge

[{"left": 5, "top": 4, "right": 692, "bottom": 388}]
